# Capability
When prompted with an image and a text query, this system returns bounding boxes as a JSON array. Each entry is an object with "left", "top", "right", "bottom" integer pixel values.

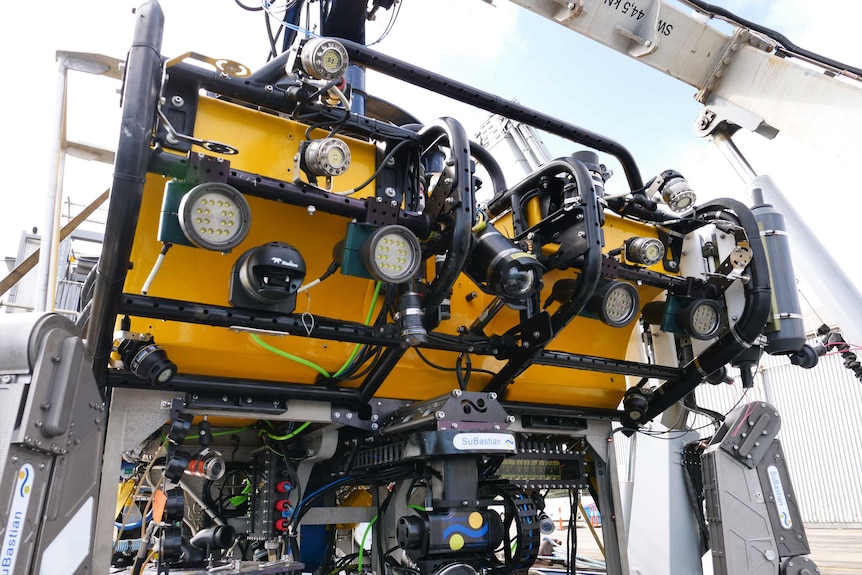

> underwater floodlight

[
  {"left": 626, "top": 237, "right": 665, "bottom": 266},
  {"left": 678, "top": 298, "right": 722, "bottom": 340},
  {"left": 300, "top": 38, "right": 349, "bottom": 80},
  {"left": 648, "top": 169, "right": 696, "bottom": 212},
  {"left": 360, "top": 225, "right": 422, "bottom": 284},
  {"left": 178, "top": 182, "right": 251, "bottom": 252},
  {"left": 587, "top": 281, "right": 640, "bottom": 328},
  {"left": 304, "top": 138, "right": 351, "bottom": 177}
]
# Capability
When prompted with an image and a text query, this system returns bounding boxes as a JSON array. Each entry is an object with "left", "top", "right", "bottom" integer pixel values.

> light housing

[
  {"left": 360, "top": 225, "right": 422, "bottom": 284},
  {"left": 622, "top": 387, "right": 652, "bottom": 423},
  {"left": 677, "top": 298, "right": 723, "bottom": 340},
  {"left": 178, "top": 182, "right": 251, "bottom": 252},
  {"left": 300, "top": 38, "right": 349, "bottom": 80},
  {"left": 303, "top": 138, "right": 351, "bottom": 177},
  {"left": 465, "top": 223, "right": 544, "bottom": 309},
  {"left": 648, "top": 169, "right": 696, "bottom": 212},
  {"left": 585, "top": 281, "right": 640, "bottom": 328},
  {"left": 643, "top": 297, "right": 724, "bottom": 340},
  {"left": 625, "top": 237, "right": 665, "bottom": 266}
]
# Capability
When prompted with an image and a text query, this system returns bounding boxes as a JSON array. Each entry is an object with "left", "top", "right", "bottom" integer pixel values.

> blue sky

[{"left": 1, "top": 0, "right": 859, "bottom": 322}]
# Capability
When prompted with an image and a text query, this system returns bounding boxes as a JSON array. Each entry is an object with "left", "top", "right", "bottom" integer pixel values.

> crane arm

[{"left": 505, "top": 0, "right": 862, "bottom": 157}]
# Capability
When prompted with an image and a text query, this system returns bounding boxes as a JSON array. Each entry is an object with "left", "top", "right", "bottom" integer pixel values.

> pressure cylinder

[{"left": 751, "top": 197, "right": 805, "bottom": 354}]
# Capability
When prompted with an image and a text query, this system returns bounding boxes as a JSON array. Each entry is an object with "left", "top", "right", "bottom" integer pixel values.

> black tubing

[
  {"left": 644, "top": 198, "right": 772, "bottom": 419},
  {"left": 337, "top": 39, "right": 644, "bottom": 191},
  {"left": 87, "top": 1, "right": 165, "bottom": 382}
]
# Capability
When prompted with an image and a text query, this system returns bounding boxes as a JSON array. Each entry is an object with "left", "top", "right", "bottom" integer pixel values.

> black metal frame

[{"left": 92, "top": 1, "right": 769, "bottom": 425}]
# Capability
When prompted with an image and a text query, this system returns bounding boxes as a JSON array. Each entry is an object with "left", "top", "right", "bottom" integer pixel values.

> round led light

[
  {"left": 678, "top": 299, "right": 722, "bottom": 340},
  {"left": 179, "top": 182, "right": 251, "bottom": 251},
  {"left": 661, "top": 179, "right": 696, "bottom": 212},
  {"left": 588, "top": 281, "right": 640, "bottom": 328},
  {"left": 360, "top": 225, "right": 422, "bottom": 284},
  {"left": 626, "top": 237, "right": 665, "bottom": 266},
  {"left": 304, "top": 138, "right": 351, "bottom": 177},
  {"left": 300, "top": 38, "right": 349, "bottom": 80}
]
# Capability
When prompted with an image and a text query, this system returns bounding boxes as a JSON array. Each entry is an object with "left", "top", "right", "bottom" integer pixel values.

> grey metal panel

[
  {"left": 694, "top": 352, "right": 862, "bottom": 525},
  {"left": 615, "top": 346, "right": 862, "bottom": 525}
]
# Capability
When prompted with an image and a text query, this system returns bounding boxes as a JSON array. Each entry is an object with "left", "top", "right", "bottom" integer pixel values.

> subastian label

[
  {"left": 453, "top": 433, "right": 516, "bottom": 452},
  {"left": 767, "top": 465, "right": 793, "bottom": 529},
  {"left": 2, "top": 464, "right": 34, "bottom": 574}
]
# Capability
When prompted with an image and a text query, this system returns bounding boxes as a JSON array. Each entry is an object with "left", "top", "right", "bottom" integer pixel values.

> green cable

[
  {"left": 357, "top": 514, "right": 379, "bottom": 571},
  {"left": 250, "top": 281, "right": 381, "bottom": 379},
  {"left": 263, "top": 421, "right": 311, "bottom": 441},
  {"left": 184, "top": 424, "right": 256, "bottom": 441},
  {"left": 333, "top": 281, "right": 382, "bottom": 378},
  {"left": 250, "top": 333, "right": 331, "bottom": 378}
]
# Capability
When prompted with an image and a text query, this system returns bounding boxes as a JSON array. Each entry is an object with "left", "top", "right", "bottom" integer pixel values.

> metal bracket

[
  {"left": 186, "top": 392, "right": 287, "bottom": 414},
  {"left": 613, "top": 0, "right": 661, "bottom": 58}
]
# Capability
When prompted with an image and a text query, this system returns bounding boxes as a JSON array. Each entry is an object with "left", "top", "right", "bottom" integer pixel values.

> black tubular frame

[
  {"left": 90, "top": 5, "right": 770, "bottom": 425},
  {"left": 87, "top": 0, "right": 165, "bottom": 382},
  {"left": 251, "top": 39, "right": 645, "bottom": 191}
]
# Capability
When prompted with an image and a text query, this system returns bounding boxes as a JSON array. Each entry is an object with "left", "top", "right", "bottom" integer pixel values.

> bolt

[
  {"left": 220, "top": 72, "right": 229, "bottom": 79},
  {"left": 265, "top": 84, "right": 274, "bottom": 92},
  {"left": 222, "top": 395, "right": 229, "bottom": 402},
  {"left": 384, "top": 187, "right": 396, "bottom": 198},
  {"left": 452, "top": 390, "right": 462, "bottom": 397},
  {"left": 273, "top": 401, "right": 280, "bottom": 408},
  {"left": 493, "top": 424, "right": 500, "bottom": 430},
  {"left": 34, "top": 420, "right": 42, "bottom": 427},
  {"left": 435, "top": 411, "right": 445, "bottom": 420},
  {"left": 171, "top": 95, "right": 184, "bottom": 107},
  {"left": 375, "top": 196, "right": 383, "bottom": 203},
  {"left": 446, "top": 158, "right": 455, "bottom": 167},
  {"left": 39, "top": 463, "right": 46, "bottom": 470},
  {"left": 191, "top": 395, "right": 199, "bottom": 401},
  {"left": 386, "top": 156, "right": 396, "bottom": 166},
  {"left": 444, "top": 197, "right": 455, "bottom": 204},
  {"left": 95, "top": 417, "right": 102, "bottom": 425},
  {"left": 307, "top": 205, "right": 317, "bottom": 216},
  {"left": 371, "top": 423, "right": 379, "bottom": 431},
  {"left": 390, "top": 200, "right": 398, "bottom": 208},
  {"left": 488, "top": 393, "right": 497, "bottom": 401},
  {"left": 451, "top": 423, "right": 458, "bottom": 429},
  {"left": 41, "top": 402, "right": 50, "bottom": 410},
  {"left": 11, "top": 456, "right": 17, "bottom": 463},
  {"left": 346, "top": 412, "right": 353, "bottom": 420},
  {"left": 667, "top": 261, "right": 678, "bottom": 270},
  {"left": 443, "top": 178, "right": 454, "bottom": 186},
  {"left": 466, "top": 291, "right": 479, "bottom": 302},
  {"left": 74, "top": 438, "right": 81, "bottom": 445},
  {"left": 506, "top": 415, "right": 516, "bottom": 423},
  {"left": 532, "top": 331, "right": 541, "bottom": 338},
  {"left": 644, "top": 40, "right": 652, "bottom": 48},
  {"left": 1, "top": 375, "right": 11, "bottom": 383},
  {"left": 334, "top": 411, "right": 341, "bottom": 419},
  {"left": 467, "top": 345, "right": 475, "bottom": 352},
  {"left": 246, "top": 397, "right": 254, "bottom": 404},
  {"left": 577, "top": 231, "right": 586, "bottom": 238},
  {"left": 764, "top": 550, "right": 775, "bottom": 561}
]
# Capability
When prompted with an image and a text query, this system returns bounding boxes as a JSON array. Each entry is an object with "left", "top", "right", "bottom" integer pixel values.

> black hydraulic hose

[
  {"left": 680, "top": 0, "right": 862, "bottom": 78},
  {"left": 86, "top": 1, "right": 164, "bottom": 382},
  {"left": 417, "top": 118, "right": 475, "bottom": 329},
  {"left": 483, "top": 157, "right": 603, "bottom": 393},
  {"left": 469, "top": 139, "right": 507, "bottom": 200},
  {"left": 335, "top": 39, "right": 644, "bottom": 191},
  {"left": 643, "top": 198, "right": 772, "bottom": 420},
  {"left": 401, "top": 122, "right": 507, "bottom": 206}
]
